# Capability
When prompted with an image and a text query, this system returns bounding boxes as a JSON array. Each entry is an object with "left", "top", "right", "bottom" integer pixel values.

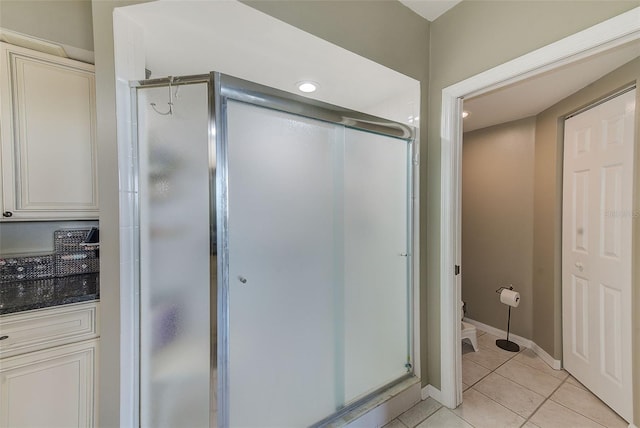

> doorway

[
  {"left": 439, "top": 7, "right": 640, "bottom": 420},
  {"left": 456, "top": 87, "right": 635, "bottom": 424}
]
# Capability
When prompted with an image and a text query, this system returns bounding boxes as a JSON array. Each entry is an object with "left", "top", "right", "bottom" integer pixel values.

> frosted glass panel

[
  {"left": 226, "top": 99, "right": 411, "bottom": 425},
  {"left": 227, "top": 101, "right": 339, "bottom": 426},
  {"left": 137, "top": 83, "right": 211, "bottom": 428},
  {"left": 343, "top": 129, "right": 409, "bottom": 402}
]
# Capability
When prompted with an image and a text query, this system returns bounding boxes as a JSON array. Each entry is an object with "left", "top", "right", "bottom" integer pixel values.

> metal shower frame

[{"left": 130, "top": 71, "right": 419, "bottom": 428}]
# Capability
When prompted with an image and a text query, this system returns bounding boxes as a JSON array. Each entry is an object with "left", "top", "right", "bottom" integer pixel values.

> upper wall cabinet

[{"left": 0, "top": 43, "right": 98, "bottom": 221}]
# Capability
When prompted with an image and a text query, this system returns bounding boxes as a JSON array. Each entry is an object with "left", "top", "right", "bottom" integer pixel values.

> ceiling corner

[{"left": 398, "top": 0, "right": 462, "bottom": 22}]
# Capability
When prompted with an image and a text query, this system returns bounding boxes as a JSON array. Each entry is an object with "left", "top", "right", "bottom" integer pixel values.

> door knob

[
  {"left": 238, "top": 276, "right": 247, "bottom": 284},
  {"left": 575, "top": 262, "right": 584, "bottom": 271},
  {"left": 2, "top": 211, "right": 12, "bottom": 217}
]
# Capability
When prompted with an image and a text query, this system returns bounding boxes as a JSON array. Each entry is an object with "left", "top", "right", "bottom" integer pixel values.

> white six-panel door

[{"left": 562, "top": 88, "right": 635, "bottom": 422}]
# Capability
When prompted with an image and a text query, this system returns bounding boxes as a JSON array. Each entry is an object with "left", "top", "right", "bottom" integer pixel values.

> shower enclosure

[{"left": 132, "top": 72, "right": 417, "bottom": 427}]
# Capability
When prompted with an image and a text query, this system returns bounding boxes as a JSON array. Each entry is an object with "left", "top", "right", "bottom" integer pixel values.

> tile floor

[{"left": 383, "top": 330, "right": 628, "bottom": 428}]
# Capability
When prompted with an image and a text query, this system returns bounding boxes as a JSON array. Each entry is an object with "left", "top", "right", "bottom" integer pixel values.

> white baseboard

[
  {"left": 463, "top": 317, "right": 562, "bottom": 371},
  {"left": 421, "top": 384, "right": 443, "bottom": 403},
  {"left": 463, "top": 317, "right": 532, "bottom": 349},
  {"left": 530, "top": 341, "right": 562, "bottom": 370}
]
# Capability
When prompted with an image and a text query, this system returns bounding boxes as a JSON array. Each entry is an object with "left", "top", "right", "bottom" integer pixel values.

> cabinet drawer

[{"left": 0, "top": 302, "right": 98, "bottom": 358}]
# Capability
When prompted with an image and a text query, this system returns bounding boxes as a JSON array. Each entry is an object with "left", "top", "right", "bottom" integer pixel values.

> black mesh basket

[{"left": 54, "top": 229, "right": 100, "bottom": 276}]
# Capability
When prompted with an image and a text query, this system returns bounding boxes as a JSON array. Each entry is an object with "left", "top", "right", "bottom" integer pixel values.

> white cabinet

[
  {"left": 0, "top": 302, "right": 99, "bottom": 428},
  {"left": 0, "top": 340, "right": 98, "bottom": 428},
  {"left": 0, "top": 42, "right": 98, "bottom": 220}
]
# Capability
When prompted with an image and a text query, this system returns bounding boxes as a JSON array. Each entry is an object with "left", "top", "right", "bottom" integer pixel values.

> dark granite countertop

[{"left": 0, "top": 273, "right": 99, "bottom": 315}]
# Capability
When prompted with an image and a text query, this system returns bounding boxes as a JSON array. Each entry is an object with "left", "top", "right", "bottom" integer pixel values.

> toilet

[
  {"left": 461, "top": 321, "right": 479, "bottom": 352},
  {"left": 461, "top": 302, "right": 478, "bottom": 351}
]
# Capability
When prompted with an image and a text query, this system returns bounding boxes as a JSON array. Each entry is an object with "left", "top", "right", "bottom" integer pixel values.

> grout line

[
  {"left": 421, "top": 406, "right": 478, "bottom": 428},
  {"left": 561, "top": 381, "right": 626, "bottom": 419},
  {"left": 493, "top": 358, "right": 565, "bottom": 395},
  {"left": 439, "top": 404, "right": 480, "bottom": 428},
  {"left": 463, "top": 344, "right": 620, "bottom": 428},
  {"left": 463, "top": 361, "right": 492, "bottom": 389},
  {"left": 546, "top": 399, "right": 608, "bottom": 428},
  {"left": 489, "top": 371, "right": 545, "bottom": 399},
  {"left": 539, "top": 377, "right": 625, "bottom": 427},
  {"left": 462, "top": 346, "right": 521, "bottom": 389},
  {"left": 395, "top": 417, "right": 409, "bottom": 428},
  {"left": 513, "top": 349, "right": 565, "bottom": 376},
  {"left": 468, "top": 386, "right": 527, "bottom": 424},
  {"left": 394, "top": 399, "right": 443, "bottom": 428},
  {"left": 459, "top": 351, "right": 526, "bottom": 425},
  {"left": 462, "top": 345, "right": 554, "bottom": 428},
  {"left": 408, "top": 402, "right": 442, "bottom": 428},
  {"left": 521, "top": 375, "right": 569, "bottom": 427},
  {"left": 507, "top": 353, "right": 557, "bottom": 378}
]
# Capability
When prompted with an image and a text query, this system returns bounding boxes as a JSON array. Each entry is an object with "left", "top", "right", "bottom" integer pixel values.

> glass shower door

[
  {"left": 225, "top": 96, "right": 411, "bottom": 426},
  {"left": 343, "top": 129, "right": 410, "bottom": 403},
  {"left": 226, "top": 101, "right": 340, "bottom": 426}
]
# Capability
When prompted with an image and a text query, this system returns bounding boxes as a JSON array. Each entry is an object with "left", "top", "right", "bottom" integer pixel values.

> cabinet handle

[
  {"left": 2, "top": 211, "right": 12, "bottom": 217},
  {"left": 0, "top": 335, "right": 8, "bottom": 340}
]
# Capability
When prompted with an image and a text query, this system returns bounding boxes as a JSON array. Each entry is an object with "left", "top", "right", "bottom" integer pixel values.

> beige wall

[
  {"left": 427, "top": 0, "right": 639, "bottom": 390},
  {"left": 462, "top": 117, "right": 535, "bottom": 338},
  {"left": 0, "top": 0, "right": 93, "bottom": 51},
  {"left": 239, "top": 1, "right": 433, "bottom": 384},
  {"left": 240, "top": 0, "right": 428, "bottom": 83}
]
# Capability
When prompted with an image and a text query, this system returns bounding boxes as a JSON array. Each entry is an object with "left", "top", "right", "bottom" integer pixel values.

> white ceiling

[
  {"left": 117, "top": 0, "right": 419, "bottom": 125},
  {"left": 399, "top": 0, "right": 462, "bottom": 21},
  {"left": 463, "top": 40, "right": 640, "bottom": 132}
]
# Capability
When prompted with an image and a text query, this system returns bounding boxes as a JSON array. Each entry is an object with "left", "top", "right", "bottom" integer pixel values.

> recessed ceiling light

[
  {"left": 462, "top": 111, "right": 470, "bottom": 118},
  {"left": 297, "top": 81, "right": 318, "bottom": 93}
]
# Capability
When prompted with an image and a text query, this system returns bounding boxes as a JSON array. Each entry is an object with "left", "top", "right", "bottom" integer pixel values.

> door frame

[{"left": 439, "top": 6, "right": 640, "bottom": 410}]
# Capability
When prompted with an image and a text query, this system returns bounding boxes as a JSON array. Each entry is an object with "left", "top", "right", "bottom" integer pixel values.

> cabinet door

[
  {"left": 0, "top": 339, "right": 98, "bottom": 428},
  {"left": 0, "top": 43, "right": 98, "bottom": 220}
]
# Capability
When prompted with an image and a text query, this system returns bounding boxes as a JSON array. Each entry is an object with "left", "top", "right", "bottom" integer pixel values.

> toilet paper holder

[
  {"left": 495, "top": 285, "right": 521, "bottom": 353},
  {"left": 495, "top": 285, "right": 514, "bottom": 294}
]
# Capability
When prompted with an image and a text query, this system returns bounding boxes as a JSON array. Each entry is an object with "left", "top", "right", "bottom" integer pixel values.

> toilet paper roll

[{"left": 500, "top": 289, "right": 520, "bottom": 307}]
